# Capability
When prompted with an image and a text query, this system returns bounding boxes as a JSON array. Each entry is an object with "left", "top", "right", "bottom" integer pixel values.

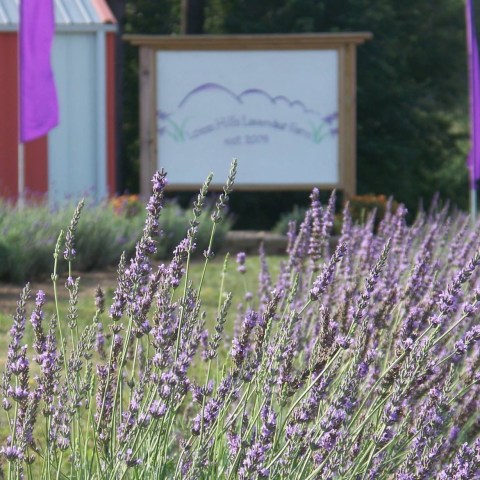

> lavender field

[{"left": 1, "top": 160, "right": 480, "bottom": 479}]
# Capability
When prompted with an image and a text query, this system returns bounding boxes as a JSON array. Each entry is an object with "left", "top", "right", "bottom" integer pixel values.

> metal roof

[{"left": 0, "top": 0, "right": 116, "bottom": 31}]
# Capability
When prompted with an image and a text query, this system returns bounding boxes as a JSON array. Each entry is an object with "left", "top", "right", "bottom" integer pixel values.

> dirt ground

[{"left": 0, "top": 268, "right": 118, "bottom": 316}]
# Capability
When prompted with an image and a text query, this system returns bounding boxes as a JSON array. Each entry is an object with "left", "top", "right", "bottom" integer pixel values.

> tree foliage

[
  {"left": 207, "top": 0, "right": 470, "bottom": 211},
  {"left": 113, "top": 0, "right": 180, "bottom": 192}
]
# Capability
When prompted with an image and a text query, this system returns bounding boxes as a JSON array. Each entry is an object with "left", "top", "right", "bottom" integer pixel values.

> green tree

[
  {"left": 182, "top": 0, "right": 206, "bottom": 33},
  {"left": 120, "top": 0, "right": 180, "bottom": 192},
  {"left": 206, "top": 0, "right": 470, "bottom": 212}
]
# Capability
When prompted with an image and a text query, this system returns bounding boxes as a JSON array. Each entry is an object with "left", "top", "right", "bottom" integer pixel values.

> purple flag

[
  {"left": 20, "top": 0, "right": 59, "bottom": 143},
  {"left": 467, "top": 0, "right": 480, "bottom": 189}
]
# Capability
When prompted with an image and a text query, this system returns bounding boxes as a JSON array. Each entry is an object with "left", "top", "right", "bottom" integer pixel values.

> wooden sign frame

[{"left": 125, "top": 33, "right": 372, "bottom": 198}]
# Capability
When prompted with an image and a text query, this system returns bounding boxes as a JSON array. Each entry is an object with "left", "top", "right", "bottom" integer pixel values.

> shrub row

[{"left": 0, "top": 197, "right": 232, "bottom": 283}]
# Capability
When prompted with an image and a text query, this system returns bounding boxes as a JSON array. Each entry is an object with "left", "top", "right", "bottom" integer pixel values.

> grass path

[{"left": 0, "top": 254, "right": 284, "bottom": 364}]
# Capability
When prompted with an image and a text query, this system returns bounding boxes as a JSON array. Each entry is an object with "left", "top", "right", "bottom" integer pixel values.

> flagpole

[
  {"left": 17, "top": 2, "right": 23, "bottom": 209},
  {"left": 17, "top": 143, "right": 25, "bottom": 208},
  {"left": 471, "top": 188, "right": 477, "bottom": 226},
  {"left": 466, "top": 0, "right": 478, "bottom": 225}
]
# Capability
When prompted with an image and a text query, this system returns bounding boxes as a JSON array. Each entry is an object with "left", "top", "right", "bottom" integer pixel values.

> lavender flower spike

[
  {"left": 64, "top": 198, "right": 85, "bottom": 261},
  {"left": 310, "top": 242, "right": 347, "bottom": 301},
  {"left": 237, "top": 252, "right": 247, "bottom": 274}
]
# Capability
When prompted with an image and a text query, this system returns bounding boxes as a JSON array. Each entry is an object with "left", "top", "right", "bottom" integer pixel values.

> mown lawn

[{"left": 0, "top": 254, "right": 285, "bottom": 367}]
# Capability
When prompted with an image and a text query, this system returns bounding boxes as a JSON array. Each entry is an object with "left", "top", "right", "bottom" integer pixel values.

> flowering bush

[
  {"left": 348, "top": 193, "right": 398, "bottom": 227},
  {"left": 0, "top": 200, "right": 142, "bottom": 283},
  {"left": 110, "top": 194, "right": 143, "bottom": 218},
  {"left": 2, "top": 159, "right": 480, "bottom": 479}
]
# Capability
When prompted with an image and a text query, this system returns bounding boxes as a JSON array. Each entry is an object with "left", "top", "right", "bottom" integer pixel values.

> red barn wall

[
  {"left": 0, "top": 31, "right": 116, "bottom": 201},
  {"left": 0, "top": 33, "right": 48, "bottom": 201}
]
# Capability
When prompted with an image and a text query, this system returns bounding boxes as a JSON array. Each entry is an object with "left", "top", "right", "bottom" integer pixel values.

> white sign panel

[{"left": 156, "top": 50, "right": 339, "bottom": 187}]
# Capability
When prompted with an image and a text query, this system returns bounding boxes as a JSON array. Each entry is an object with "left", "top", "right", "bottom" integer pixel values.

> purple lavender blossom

[
  {"left": 227, "top": 430, "right": 241, "bottom": 458},
  {"left": 110, "top": 170, "right": 168, "bottom": 321},
  {"left": 0, "top": 445, "right": 24, "bottom": 462},
  {"left": 236, "top": 252, "right": 247, "bottom": 274},
  {"left": 258, "top": 243, "right": 272, "bottom": 309},
  {"left": 438, "top": 442, "right": 479, "bottom": 479},
  {"left": 149, "top": 400, "right": 167, "bottom": 419},
  {"left": 167, "top": 238, "right": 190, "bottom": 289},
  {"left": 95, "top": 285, "right": 105, "bottom": 313},
  {"left": 434, "top": 251, "right": 480, "bottom": 324},
  {"left": 454, "top": 325, "right": 480, "bottom": 355},
  {"left": 238, "top": 442, "right": 269, "bottom": 479},
  {"left": 289, "top": 210, "right": 312, "bottom": 272},
  {"left": 30, "top": 290, "right": 46, "bottom": 355},
  {"left": 307, "top": 187, "right": 323, "bottom": 266},
  {"left": 310, "top": 242, "right": 347, "bottom": 301},
  {"left": 231, "top": 310, "right": 258, "bottom": 367},
  {"left": 191, "top": 398, "right": 221, "bottom": 435},
  {"left": 64, "top": 199, "right": 84, "bottom": 261}
]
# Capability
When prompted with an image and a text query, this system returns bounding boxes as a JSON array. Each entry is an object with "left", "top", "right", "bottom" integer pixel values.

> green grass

[
  {"left": 0, "top": 253, "right": 284, "bottom": 463},
  {"left": 0, "top": 254, "right": 284, "bottom": 367}
]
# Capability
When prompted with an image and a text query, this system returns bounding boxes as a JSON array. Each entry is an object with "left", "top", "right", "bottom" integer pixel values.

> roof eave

[{"left": 0, "top": 24, "right": 117, "bottom": 33}]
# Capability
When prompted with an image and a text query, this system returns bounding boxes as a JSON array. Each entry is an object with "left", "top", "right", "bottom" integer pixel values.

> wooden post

[
  {"left": 343, "top": 42, "right": 357, "bottom": 199},
  {"left": 338, "top": 46, "right": 346, "bottom": 199},
  {"left": 139, "top": 46, "right": 156, "bottom": 200}
]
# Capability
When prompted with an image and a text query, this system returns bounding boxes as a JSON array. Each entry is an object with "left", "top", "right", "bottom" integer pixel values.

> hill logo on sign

[{"left": 158, "top": 83, "right": 338, "bottom": 148}]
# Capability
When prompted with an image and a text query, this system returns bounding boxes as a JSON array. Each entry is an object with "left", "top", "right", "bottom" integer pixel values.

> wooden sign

[{"left": 125, "top": 33, "right": 372, "bottom": 197}]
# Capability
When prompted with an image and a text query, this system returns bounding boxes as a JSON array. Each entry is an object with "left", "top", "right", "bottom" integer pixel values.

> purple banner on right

[{"left": 467, "top": 0, "right": 480, "bottom": 189}]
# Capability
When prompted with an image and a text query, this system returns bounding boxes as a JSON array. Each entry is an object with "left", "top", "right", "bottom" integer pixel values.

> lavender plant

[{"left": 2, "top": 159, "right": 480, "bottom": 479}]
